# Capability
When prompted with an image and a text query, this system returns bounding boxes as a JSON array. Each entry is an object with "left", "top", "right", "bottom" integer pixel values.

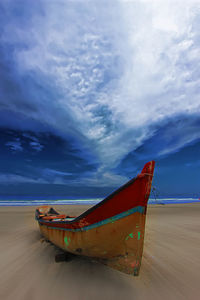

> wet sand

[{"left": 0, "top": 203, "right": 200, "bottom": 300}]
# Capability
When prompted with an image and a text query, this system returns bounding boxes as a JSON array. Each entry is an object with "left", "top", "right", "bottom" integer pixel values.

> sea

[{"left": 0, "top": 196, "right": 199, "bottom": 206}]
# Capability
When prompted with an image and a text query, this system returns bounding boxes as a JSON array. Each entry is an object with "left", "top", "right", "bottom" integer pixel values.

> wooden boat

[{"left": 35, "top": 160, "right": 155, "bottom": 276}]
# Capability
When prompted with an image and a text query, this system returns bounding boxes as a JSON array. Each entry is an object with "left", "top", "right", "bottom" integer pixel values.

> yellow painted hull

[{"left": 39, "top": 210, "right": 146, "bottom": 275}]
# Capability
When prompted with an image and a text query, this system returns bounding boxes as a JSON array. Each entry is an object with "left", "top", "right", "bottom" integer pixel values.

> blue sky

[{"left": 0, "top": 0, "right": 200, "bottom": 198}]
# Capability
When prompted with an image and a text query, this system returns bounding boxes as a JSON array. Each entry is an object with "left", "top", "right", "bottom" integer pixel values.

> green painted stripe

[{"left": 39, "top": 205, "right": 145, "bottom": 232}]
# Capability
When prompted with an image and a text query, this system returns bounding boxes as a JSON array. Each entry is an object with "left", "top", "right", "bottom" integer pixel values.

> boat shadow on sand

[{"left": 35, "top": 232, "right": 138, "bottom": 299}]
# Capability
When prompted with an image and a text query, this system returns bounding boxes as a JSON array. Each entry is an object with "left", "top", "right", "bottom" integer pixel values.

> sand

[{"left": 0, "top": 203, "right": 200, "bottom": 300}]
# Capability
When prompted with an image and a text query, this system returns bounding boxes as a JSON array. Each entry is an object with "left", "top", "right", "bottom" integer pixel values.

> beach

[{"left": 0, "top": 203, "right": 200, "bottom": 300}]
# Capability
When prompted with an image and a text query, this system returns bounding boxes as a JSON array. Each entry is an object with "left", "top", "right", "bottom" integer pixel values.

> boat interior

[{"left": 36, "top": 206, "right": 76, "bottom": 222}]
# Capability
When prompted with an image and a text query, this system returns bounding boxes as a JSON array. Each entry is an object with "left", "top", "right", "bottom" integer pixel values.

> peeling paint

[{"left": 137, "top": 232, "right": 141, "bottom": 240}]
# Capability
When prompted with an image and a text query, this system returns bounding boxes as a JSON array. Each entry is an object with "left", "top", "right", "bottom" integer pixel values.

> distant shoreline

[{"left": 0, "top": 198, "right": 199, "bottom": 206}]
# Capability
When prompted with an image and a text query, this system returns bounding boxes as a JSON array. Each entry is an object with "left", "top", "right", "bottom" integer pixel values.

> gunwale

[{"left": 36, "top": 161, "right": 155, "bottom": 229}]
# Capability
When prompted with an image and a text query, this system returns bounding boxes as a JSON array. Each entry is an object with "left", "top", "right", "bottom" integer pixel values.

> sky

[{"left": 0, "top": 0, "right": 200, "bottom": 198}]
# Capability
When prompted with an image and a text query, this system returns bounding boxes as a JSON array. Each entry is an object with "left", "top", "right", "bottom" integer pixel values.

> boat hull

[
  {"left": 36, "top": 161, "right": 155, "bottom": 275},
  {"left": 39, "top": 206, "right": 146, "bottom": 275}
]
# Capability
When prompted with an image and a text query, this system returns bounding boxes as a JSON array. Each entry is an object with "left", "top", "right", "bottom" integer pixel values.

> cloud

[
  {"left": 5, "top": 139, "right": 23, "bottom": 152},
  {"left": 0, "top": 173, "right": 48, "bottom": 185},
  {"left": 29, "top": 141, "right": 44, "bottom": 152},
  {"left": 77, "top": 171, "right": 129, "bottom": 188},
  {"left": 157, "top": 116, "right": 200, "bottom": 156},
  {"left": 1, "top": 0, "right": 200, "bottom": 181},
  {"left": 43, "top": 169, "right": 72, "bottom": 176},
  {"left": 185, "top": 160, "right": 200, "bottom": 167}
]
